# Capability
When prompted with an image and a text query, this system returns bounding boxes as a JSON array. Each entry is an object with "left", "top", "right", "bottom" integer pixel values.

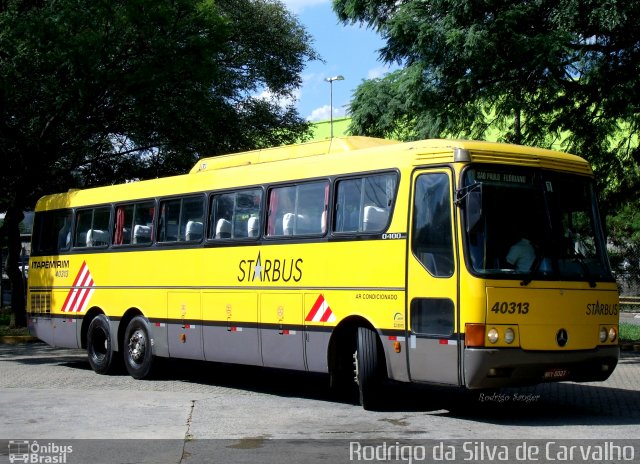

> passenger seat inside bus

[
  {"left": 362, "top": 205, "right": 388, "bottom": 232},
  {"left": 215, "top": 218, "right": 232, "bottom": 239},
  {"left": 185, "top": 221, "right": 203, "bottom": 241},
  {"left": 283, "top": 213, "right": 320, "bottom": 235},
  {"left": 133, "top": 225, "right": 151, "bottom": 244},
  {"left": 86, "top": 229, "right": 109, "bottom": 247}
]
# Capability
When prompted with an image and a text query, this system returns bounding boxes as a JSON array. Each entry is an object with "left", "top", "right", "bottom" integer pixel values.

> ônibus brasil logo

[{"left": 8, "top": 440, "right": 73, "bottom": 463}]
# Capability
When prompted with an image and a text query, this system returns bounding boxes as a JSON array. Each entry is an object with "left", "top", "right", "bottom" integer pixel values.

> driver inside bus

[{"left": 506, "top": 231, "right": 536, "bottom": 272}]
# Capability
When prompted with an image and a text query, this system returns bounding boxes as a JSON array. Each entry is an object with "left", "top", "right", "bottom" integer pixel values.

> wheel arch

[
  {"left": 81, "top": 306, "right": 105, "bottom": 349},
  {"left": 328, "top": 315, "right": 384, "bottom": 378}
]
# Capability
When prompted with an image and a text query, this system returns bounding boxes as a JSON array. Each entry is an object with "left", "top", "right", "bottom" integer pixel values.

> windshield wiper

[
  {"left": 520, "top": 253, "right": 543, "bottom": 287},
  {"left": 572, "top": 253, "right": 597, "bottom": 288}
]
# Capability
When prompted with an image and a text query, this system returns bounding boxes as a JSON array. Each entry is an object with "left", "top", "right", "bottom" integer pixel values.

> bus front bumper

[{"left": 464, "top": 346, "right": 619, "bottom": 389}]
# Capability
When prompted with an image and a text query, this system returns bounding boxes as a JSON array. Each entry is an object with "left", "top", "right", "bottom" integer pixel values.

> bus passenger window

[
  {"left": 412, "top": 173, "right": 454, "bottom": 277},
  {"left": 158, "top": 199, "right": 180, "bottom": 242},
  {"left": 157, "top": 197, "right": 201, "bottom": 243},
  {"left": 113, "top": 205, "right": 134, "bottom": 245},
  {"left": 33, "top": 210, "right": 72, "bottom": 254},
  {"left": 181, "top": 196, "right": 204, "bottom": 242},
  {"left": 267, "top": 181, "right": 328, "bottom": 237},
  {"left": 74, "top": 207, "right": 111, "bottom": 247},
  {"left": 334, "top": 173, "right": 397, "bottom": 234},
  {"left": 74, "top": 210, "right": 92, "bottom": 247},
  {"left": 133, "top": 202, "right": 155, "bottom": 244},
  {"left": 209, "top": 189, "right": 262, "bottom": 240},
  {"left": 114, "top": 201, "right": 154, "bottom": 246}
]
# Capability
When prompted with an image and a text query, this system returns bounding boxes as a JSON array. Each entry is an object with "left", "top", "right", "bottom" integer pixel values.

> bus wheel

[
  {"left": 354, "top": 326, "right": 386, "bottom": 410},
  {"left": 124, "top": 316, "right": 154, "bottom": 379},
  {"left": 87, "top": 314, "right": 116, "bottom": 374}
]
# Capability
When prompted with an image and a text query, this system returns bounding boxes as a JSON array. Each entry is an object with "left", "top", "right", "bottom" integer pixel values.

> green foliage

[
  {"left": 620, "top": 323, "right": 640, "bottom": 343},
  {"left": 0, "top": 0, "right": 318, "bottom": 324},
  {"left": 0, "top": 0, "right": 318, "bottom": 212},
  {"left": 335, "top": 0, "right": 640, "bottom": 209},
  {"left": 607, "top": 201, "right": 640, "bottom": 289}
]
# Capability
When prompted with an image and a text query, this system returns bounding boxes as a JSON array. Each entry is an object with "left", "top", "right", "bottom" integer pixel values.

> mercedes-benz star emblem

[{"left": 556, "top": 328, "right": 568, "bottom": 347}]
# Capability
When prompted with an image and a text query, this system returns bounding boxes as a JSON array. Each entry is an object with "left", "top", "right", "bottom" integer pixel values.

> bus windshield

[{"left": 462, "top": 166, "right": 612, "bottom": 283}]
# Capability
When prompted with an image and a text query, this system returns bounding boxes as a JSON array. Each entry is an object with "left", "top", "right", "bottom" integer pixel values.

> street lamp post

[{"left": 325, "top": 75, "right": 344, "bottom": 139}]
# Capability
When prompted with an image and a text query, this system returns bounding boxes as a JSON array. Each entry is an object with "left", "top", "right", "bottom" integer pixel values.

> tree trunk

[
  {"left": 513, "top": 109, "right": 522, "bottom": 145},
  {"left": 3, "top": 207, "right": 27, "bottom": 327}
]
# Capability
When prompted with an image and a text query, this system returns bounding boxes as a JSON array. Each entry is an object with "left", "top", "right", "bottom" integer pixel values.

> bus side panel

[
  {"left": 53, "top": 315, "right": 79, "bottom": 349},
  {"left": 202, "top": 292, "right": 261, "bottom": 366},
  {"left": 304, "top": 329, "right": 330, "bottom": 373},
  {"left": 383, "top": 340, "right": 410, "bottom": 382},
  {"left": 148, "top": 319, "right": 169, "bottom": 358},
  {"left": 260, "top": 293, "right": 305, "bottom": 370},
  {"left": 28, "top": 316, "right": 54, "bottom": 346},
  {"left": 167, "top": 292, "right": 204, "bottom": 361}
]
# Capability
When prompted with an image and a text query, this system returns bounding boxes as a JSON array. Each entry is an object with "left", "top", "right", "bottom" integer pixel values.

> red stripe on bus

[
  {"left": 61, "top": 261, "right": 87, "bottom": 311},
  {"left": 305, "top": 295, "right": 324, "bottom": 322}
]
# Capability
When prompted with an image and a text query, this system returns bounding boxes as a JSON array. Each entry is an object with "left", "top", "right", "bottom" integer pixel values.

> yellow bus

[{"left": 27, "top": 137, "right": 620, "bottom": 409}]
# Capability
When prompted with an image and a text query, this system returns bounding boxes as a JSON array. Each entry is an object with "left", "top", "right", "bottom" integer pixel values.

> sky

[{"left": 280, "top": 0, "right": 396, "bottom": 122}]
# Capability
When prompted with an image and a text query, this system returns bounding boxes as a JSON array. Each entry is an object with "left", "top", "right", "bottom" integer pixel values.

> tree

[
  {"left": 0, "top": 0, "right": 318, "bottom": 325},
  {"left": 608, "top": 201, "right": 640, "bottom": 294},
  {"left": 335, "top": 0, "right": 640, "bottom": 203}
]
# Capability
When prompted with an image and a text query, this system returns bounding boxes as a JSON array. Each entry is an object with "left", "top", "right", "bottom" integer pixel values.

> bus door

[{"left": 406, "top": 169, "right": 460, "bottom": 385}]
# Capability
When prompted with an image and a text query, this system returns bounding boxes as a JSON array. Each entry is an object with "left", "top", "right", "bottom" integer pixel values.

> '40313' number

[{"left": 491, "top": 301, "right": 530, "bottom": 315}]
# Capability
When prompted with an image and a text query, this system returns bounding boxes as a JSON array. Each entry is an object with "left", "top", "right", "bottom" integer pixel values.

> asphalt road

[{"left": 0, "top": 343, "right": 639, "bottom": 464}]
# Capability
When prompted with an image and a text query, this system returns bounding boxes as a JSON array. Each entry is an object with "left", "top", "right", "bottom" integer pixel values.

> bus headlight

[
  {"left": 487, "top": 328, "right": 499, "bottom": 344},
  {"left": 599, "top": 327, "right": 608, "bottom": 343},
  {"left": 504, "top": 328, "right": 515, "bottom": 344},
  {"left": 609, "top": 327, "right": 618, "bottom": 343}
]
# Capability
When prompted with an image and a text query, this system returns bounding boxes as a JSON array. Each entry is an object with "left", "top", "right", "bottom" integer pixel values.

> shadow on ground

[{"left": 3, "top": 342, "right": 639, "bottom": 425}]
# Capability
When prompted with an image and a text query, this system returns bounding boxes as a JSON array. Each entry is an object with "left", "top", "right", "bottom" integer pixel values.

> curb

[
  {"left": 620, "top": 343, "right": 640, "bottom": 352},
  {"left": 0, "top": 335, "right": 39, "bottom": 345}
]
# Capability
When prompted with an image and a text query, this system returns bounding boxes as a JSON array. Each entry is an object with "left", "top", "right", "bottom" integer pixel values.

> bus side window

[
  {"left": 181, "top": 196, "right": 204, "bottom": 242},
  {"left": 209, "top": 188, "right": 262, "bottom": 240},
  {"left": 158, "top": 199, "right": 180, "bottom": 242},
  {"left": 133, "top": 202, "right": 155, "bottom": 244},
  {"left": 114, "top": 201, "right": 154, "bottom": 245},
  {"left": 74, "top": 207, "right": 111, "bottom": 248},
  {"left": 334, "top": 173, "right": 397, "bottom": 234},
  {"left": 157, "top": 197, "right": 202, "bottom": 243},
  {"left": 210, "top": 193, "right": 234, "bottom": 239},
  {"left": 57, "top": 214, "right": 72, "bottom": 251},
  {"left": 74, "top": 209, "right": 92, "bottom": 247},
  {"left": 267, "top": 181, "right": 327, "bottom": 237},
  {"left": 33, "top": 210, "right": 72, "bottom": 254},
  {"left": 113, "top": 205, "right": 134, "bottom": 245}
]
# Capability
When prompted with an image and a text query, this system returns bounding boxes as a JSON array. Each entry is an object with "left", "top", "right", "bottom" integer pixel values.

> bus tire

[
  {"left": 355, "top": 326, "right": 386, "bottom": 410},
  {"left": 87, "top": 314, "right": 116, "bottom": 375},
  {"left": 124, "top": 316, "right": 154, "bottom": 379}
]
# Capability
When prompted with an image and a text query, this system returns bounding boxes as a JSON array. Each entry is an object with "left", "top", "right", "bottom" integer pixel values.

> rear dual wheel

[
  {"left": 123, "top": 316, "right": 155, "bottom": 379},
  {"left": 87, "top": 314, "right": 117, "bottom": 374}
]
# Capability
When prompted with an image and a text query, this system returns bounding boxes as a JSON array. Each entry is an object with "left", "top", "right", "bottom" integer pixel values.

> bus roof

[
  {"left": 189, "top": 136, "right": 399, "bottom": 174},
  {"left": 35, "top": 137, "right": 592, "bottom": 211}
]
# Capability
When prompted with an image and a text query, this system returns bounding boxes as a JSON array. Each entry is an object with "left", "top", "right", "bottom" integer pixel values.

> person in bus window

[{"left": 506, "top": 234, "right": 536, "bottom": 272}]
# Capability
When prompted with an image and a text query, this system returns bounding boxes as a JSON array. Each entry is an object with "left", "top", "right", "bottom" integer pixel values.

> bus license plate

[{"left": 543, "top": 368, "right": 569, "bottom": 380}]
